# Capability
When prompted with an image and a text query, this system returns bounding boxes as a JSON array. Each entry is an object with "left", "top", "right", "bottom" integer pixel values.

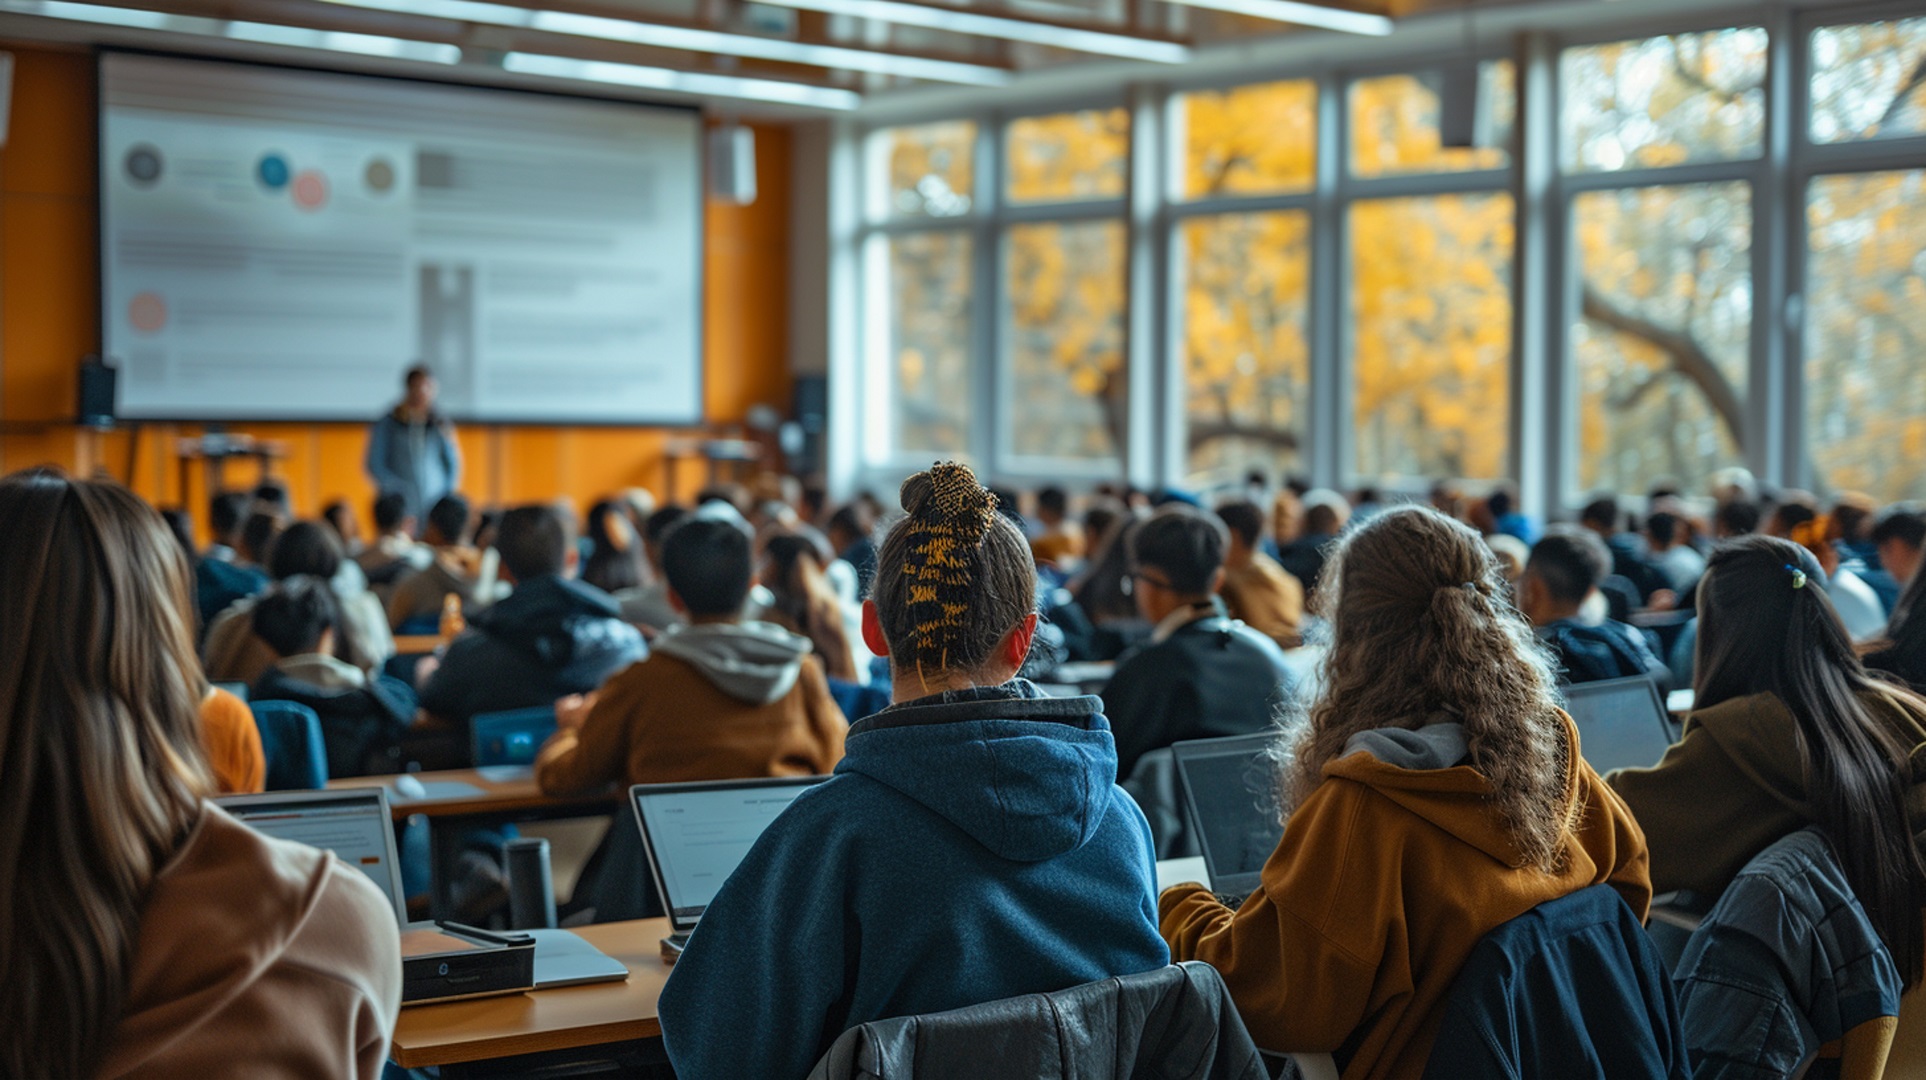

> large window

[
  {"left": 1572, "top": 184, "right": 1751, "bottom": 494},
  {"left": 1807, "top": 172, "right": 1926, "bottom": 502},
  {"left": 854, "top": 11, "right": 1926, "bottom": 507},
  {"left": 1561, "top": 27, "right": 1764, "bottom": 498}
]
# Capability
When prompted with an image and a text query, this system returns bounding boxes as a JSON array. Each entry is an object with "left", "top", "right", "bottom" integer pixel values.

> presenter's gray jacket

[{"left": 366, "top": 408, "right": 460, "bottom": 523}]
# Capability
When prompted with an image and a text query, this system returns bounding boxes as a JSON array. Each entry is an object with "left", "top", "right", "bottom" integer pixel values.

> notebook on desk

[
  {"left": 1171, "top": 732, "right": 1286, "bottom": 908},
  {"left": 630, "top": 775, "right": 830, "bottom": 937},
  {"left": 216, "top": 788, "right": 407, "bottom": 923}
]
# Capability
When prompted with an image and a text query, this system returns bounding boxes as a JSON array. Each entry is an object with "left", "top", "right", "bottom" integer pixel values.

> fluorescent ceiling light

[
  {"left": 226, "top": 20, "right": 462, "bottom": 61},
  {"left": 503, "top": 51, "right": 862, "bottom": 109},
  {"left": 749, "top": 0, "right": 1190, "bottom": 63},
  {"left": 1158, "top": 0, "right": 1390, "bottom": 35},
  {"left": 0, "top": 0, "right": 468, "bottom": 55},
  {"left": 314, "top": 0, "right": 1010, "bottom": 84}
]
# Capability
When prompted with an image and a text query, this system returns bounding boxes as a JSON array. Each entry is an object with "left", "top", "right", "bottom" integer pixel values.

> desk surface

[
  {"left": 392, "top": 918, "right": 672, "bottom": 1068},
  {"left": 330, "top": 767, "right": 621, "bottom": 819}
]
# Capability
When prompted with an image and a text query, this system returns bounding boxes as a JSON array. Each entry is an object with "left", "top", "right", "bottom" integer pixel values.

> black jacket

[
  {"left": 1541, "top": 618, "right": 1673, "bottom": 693},
  {"left": 1674, "top": 828, "right": 1904, "bottom": 1080},
  {"left": 1276, "top": 533, "right": 1336, "bottom": 600},
  {"left": 419, "top": 574, "right": 646, "bottom": 725},
  {"left": 1422, "top": 884, "right": 1688, "bottom": 1080},
  {"left": 805, "top": 961, "right": 1265, "bottom": 1080},
  {"left": 1101, "top": 608, "right": 1294, "bottom": 779},
  {"left": 253, "top": 665, "right": 415, "bottom": 779}
]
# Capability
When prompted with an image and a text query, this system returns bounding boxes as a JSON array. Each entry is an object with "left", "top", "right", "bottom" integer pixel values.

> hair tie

[
  {"left": 1784, "top": 564, "right": 1808, "bottom": 590},
  {"left": 1462, "top": 581, "right": 1480, "bottom": 593}
]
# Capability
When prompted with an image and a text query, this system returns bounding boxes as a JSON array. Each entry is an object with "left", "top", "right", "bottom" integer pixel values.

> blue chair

[
  {"left": 471, "top": 707, "right": 559, "bottom": 767},
  {"left": 250, "top": 700, "right": 328, "bottom": 791},
  {"left": 827, "top": 678, "right": 891, "bottom": 723}
]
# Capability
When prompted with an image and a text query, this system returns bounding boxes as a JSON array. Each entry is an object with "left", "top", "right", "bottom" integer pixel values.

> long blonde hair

[
  {"left": 1287, "top": 506, "right": 1577, "bottom": 871},
  {"left": 0, "top": 470, "right": 213, "bottom": 1077}
]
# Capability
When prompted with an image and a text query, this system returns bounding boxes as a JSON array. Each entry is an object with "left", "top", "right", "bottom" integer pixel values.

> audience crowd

[{"left": 8, "top": 453, "right": 1926, "bottom": 1079}]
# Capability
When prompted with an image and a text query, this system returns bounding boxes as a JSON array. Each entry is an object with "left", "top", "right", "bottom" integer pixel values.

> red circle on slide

[
  {"left": 129, "top": 292, "right": 167, "bottom": 333},
  {"left": 292, "top": 170, "right": 329, "bottom": 211}
]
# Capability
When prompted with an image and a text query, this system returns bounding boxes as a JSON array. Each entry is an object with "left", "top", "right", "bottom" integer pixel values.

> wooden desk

[
  {"left": 393, "top": 633, "right": 447, "bottom": 655},
  {"left": 331, "top": 767, "right": 623, "bottom": 919},
  {"left": 392, "top": 918, "right": 672, "bottom": 1074}
]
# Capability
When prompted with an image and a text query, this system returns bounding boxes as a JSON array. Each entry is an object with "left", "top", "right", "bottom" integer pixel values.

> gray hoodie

[
  {"left": 654, "top": 621, "right": 815, "bottom": 704},
  {"left": 1343, "top": 718, "right": 1471, "bottom": 771}
]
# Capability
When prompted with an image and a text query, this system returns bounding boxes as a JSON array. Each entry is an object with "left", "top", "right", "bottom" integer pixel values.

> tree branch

[
  {"left": 1187, "top": 422, "right": 1301, "bottom": 453},
  {"left": 1877, "top": 52, "right": 1926, "bottom": 130},
  {"left": 1580, "top": 284, "right": 1744, "bottom": 448}
]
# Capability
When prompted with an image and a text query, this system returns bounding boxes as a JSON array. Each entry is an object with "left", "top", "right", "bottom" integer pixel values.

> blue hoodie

[{"left": 657, "top": 682, "right": 1169, "bottom": 1080}]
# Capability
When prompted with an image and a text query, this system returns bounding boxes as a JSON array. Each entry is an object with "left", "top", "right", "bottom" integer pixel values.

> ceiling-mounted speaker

[
  {"left": 708, "top": 123, "right": 757, "bottom": 206},
  {"left": 1436, "top": 60, "right": 1484, "bottom": 150}
]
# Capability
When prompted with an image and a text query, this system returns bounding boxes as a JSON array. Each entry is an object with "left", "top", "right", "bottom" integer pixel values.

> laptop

[
  {"left": 630, "top": 775, "right": 830, "bottom": 940},
  {"left": 1170, "top": 732, "right": 1287, "bottom": 907},
  {"left": 1561, "top": 676, "right": 1677, "bottom": 774},
  {"left": 215, "top": 788, "right": 408, "bottom": 924},
  {"left": 471, "top": 706, "right": 558, "bottom": 768}
]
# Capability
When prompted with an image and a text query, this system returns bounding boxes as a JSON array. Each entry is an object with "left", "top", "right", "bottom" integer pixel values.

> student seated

[
  {"left": 1872, "top": 505, "right": 1926, "bottom": 610},
  {"left": 200, "top": 684, "right": 266, "bottom": 795},
  {"left": 759, "top": 531, "right": 862, "bottom": 683},
  {"left": 1645, "top": 509, "right": 1706, "bottom": 594},
  {"left": 1101, "top": 505, "right": 1295, "bottom": 778},
  {"left": 1610, "top": 537, "right": 1926, "bottom": 990},
  {"left": 0, "top": 470, "right": 399, "bottom": 1079},
  {"left": 656, "top": 463, "right": 1168, "bottom": 1080},
  {"left": 196, "top": 490, "right": 270, "bottom": 627},
  {"left": 616, "top": 505, "right": 690, "bottom": 632},
  {"left": 536, "top": 518, "right": 845, "bottom": 795},
  {"left": 354, "top": 490, "right": 430, "bottom": 593},
  {"left": 1867, "top": 570, "right": 1926, "bottom": 690},
  {"left": 1215, "top": 500, "right": 1304, "bottom": 650},
  {"left": 253, "top": 577, "right": 416, "bottom": 779},
  {"left": 1520, "top": 528, "right": 1670, "bottom": 689},
  {"left": 1578, "top": 495, "right": 1669, "bottom": 604},
  {"left": 386, "top": 494, "right": 487, "bottom": 631},
  {"left": 418, "top": 504, "right": 646, "bottom": 728},
  {"left": 204, "top": 521, "right": 395, "bottom": 685},
  {"left": 1277, "top": 490, "right": 1349, "bottom": 600},
  {"left": 1161, "top": 507, "right": 1650, "bottom": 1079},
  {"left": 581, "top": 499, "right": 645, "bottom": 595},
  {"left": 1029, "top": 485, "right": 1086, "bottom": 567}
]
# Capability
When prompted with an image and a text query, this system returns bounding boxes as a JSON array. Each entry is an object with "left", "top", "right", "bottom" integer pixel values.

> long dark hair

[
  {"left": 762, "top": 532, "right": 859, "bottom": 682},
  {"left": 1867, "top": 568, "right": 1926, "bottom": 689},
  {"left": 583, "top": 500, "right": 644, "bottom": 594},
  {"left": 0, "top": 470, "right": 212, "bottom": 1077},
  {"left": 1696, "top": 535, "right": 1926, "bottom": 986}
]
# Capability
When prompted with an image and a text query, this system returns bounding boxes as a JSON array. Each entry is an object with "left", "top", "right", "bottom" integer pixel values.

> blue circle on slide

[{"left": 257, "top": 153, "right": 291, "bottom": 190}]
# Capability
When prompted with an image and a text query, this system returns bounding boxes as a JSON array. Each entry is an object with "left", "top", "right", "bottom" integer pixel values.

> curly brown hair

[{"left": 1285, "top": 506, "right": 1578, "bottom": 872}]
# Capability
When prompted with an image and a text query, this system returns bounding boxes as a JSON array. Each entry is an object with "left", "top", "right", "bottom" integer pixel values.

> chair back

[
  {"left": 1421, "top": 884, "right": 1687, "bottom": 1080},
  {"left": 807, "top": 961, "right": 1264, "bottom": 1080},
  {"left": 250, "top": 700, "right": 328, "bottom": 791},
  {"left": 1674, "top": 828, "right": 1903, "bottom": 1080},
  {"left": 471, "top": 706, "right": 558, "bottom": 767}
]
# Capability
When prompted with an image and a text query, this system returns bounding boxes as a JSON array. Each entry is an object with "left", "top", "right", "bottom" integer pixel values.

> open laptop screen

[
  {"left": 1561, "top": 676, "right": 1676, "bottom": 774},
  {"left": 216, "top": 789, "right": 406, "bottom": 923},
  {"left": 1171, "top": 733, "right": 1286, "bottom": 901},
  {"left": 631, "top": 776, "right": 828, "bottom": 930}
]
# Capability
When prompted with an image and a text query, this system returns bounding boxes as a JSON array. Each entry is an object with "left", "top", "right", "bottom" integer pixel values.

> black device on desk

[{"left": 399, "top": 922, "right": 537, "bottom": 1004}]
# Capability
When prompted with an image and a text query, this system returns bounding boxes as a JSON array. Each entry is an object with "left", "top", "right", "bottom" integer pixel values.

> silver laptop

[
  {"left": 216, "top": 788, "right": 407, "bottom": 924},
  {"left": 1561, "top": 675, "right": 1677, "bottom": 774},
  {"left": 1171, "top": 732, "right": 1287, "bottom": 906},
  {"left": 630, "top": 775, "right": 830, "bottom": 936}
]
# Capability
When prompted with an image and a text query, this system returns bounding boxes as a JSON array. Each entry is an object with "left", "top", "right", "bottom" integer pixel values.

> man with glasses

[{"left": 1100, "top": 505, "right": 1297, "bottom": 779}]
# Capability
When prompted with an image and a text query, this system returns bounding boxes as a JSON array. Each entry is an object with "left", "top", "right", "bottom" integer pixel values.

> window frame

[{"left": 841, "top": 0, "right": 1926, "bottom": 511}]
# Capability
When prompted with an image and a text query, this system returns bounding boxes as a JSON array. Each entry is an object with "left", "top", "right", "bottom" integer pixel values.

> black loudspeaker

[
  {"left": 792, "top": 374, "right": 827, "bottom": 476},
  {"left": 78, "top": 357, "right": 118, "bottom": 428},
  {"left": 1436, "top": 61, "right": 1485, "bottom": 150}
]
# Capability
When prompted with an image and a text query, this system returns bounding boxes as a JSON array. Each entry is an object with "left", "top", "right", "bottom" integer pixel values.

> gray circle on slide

[{"left": 125, "top": 144, "right": 164, "bottom": 187}]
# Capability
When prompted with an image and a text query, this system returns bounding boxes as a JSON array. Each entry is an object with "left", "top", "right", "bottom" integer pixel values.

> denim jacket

[{"left": 1674, "top": 827, "right": 1904, "bottom": 1080}]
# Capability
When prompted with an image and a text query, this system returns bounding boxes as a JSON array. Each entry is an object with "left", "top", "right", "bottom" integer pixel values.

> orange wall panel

[{"left": 0, "top": 42, "right": 793, "bottom": 534}]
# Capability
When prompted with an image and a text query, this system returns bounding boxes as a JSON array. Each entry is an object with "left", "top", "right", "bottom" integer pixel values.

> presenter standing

[{"left": 366, "top": 366, "right": 461, "bottom": 530}]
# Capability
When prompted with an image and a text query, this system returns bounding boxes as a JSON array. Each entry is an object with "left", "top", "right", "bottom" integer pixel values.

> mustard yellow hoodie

[{"left": 1161, "top": 711, "right": 1650, "bottom": 1080}]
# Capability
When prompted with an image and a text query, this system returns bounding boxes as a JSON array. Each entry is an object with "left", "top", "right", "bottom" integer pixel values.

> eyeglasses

[{"left": 1121, "top": 570, "right": 1176, "bottom": 597}]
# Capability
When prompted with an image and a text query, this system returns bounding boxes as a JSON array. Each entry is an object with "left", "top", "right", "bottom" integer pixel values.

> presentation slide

[{"left": 99, "top": 53, "right": 703, "bottom": 423}]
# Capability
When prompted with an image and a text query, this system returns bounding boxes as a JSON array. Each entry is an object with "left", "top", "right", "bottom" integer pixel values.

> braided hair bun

[{"left": 873, "top": 462, "right": 1035, "bottom": 679}]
